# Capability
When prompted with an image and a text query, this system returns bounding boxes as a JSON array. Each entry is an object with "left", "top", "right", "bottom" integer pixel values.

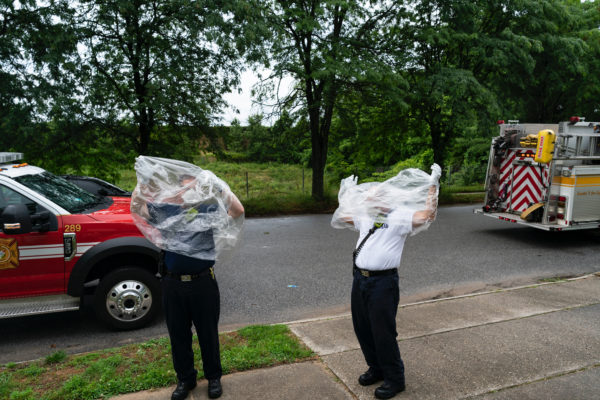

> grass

[
  {"left": 438, "top": 184, "right": 485, "bottom": 205},
  {"left": 44, "top": 351, "right": 67, "bottom": 365},
  {"left": 0, "top": 325, "right": 314, "bottom": 400},
  {"left": 539, "top": 277, "right": 569, "bottom": 283},
  {"left": 439, "top": 190, "right": 485, "bottom": 205},
  {"left": 118, "top": 157, "right": 340, "bottom": 216},
  {"left": 440, "top": 185, "right": 484, "bottom": 194},
  {"left": 116, "top": 156, "right": 484, "bottom": 215},
  {"left": 118, "top": 157, "right": 320, "bottom": 198}
]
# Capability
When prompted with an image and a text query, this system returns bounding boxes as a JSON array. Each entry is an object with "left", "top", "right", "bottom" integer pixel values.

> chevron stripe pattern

[
  {"left": 498, "top": 150, "right": 517, "bottom": 211},
  {"left": 498, "top": 150, "right": 549, "bottom": 212},
  {"left": 509, "top": 165, "right": 543, "bottom": 211}
]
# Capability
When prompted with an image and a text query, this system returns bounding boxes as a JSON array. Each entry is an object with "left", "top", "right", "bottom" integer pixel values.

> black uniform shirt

[{"left": 148, "top": 202, "right": 217, "bottom": 274}]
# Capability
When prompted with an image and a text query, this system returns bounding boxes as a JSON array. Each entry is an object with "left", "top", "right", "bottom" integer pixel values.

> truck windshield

[{"left": 14, "top": 172, "right": 103, "bottom": 213}]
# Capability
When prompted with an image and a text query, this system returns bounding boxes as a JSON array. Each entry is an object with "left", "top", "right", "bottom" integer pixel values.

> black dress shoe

[
  {"left": 358, "top": 368, "right": 384, "bottom": 386},
  {"left": 208, "top": 378, "right": 223, "bottom": 399},
  {"left": 171, "top": 380, "right": 197, "bottom": 400},
  {"left": 374, "top": 382, "right": 405, "bottom": 399}
]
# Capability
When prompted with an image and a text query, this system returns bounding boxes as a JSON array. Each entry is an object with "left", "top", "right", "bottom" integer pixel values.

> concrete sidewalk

[{"left": 114, "top": 273, "right": 600, "bottom": 400}]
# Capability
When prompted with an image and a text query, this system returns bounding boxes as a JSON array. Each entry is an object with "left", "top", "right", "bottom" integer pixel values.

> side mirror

[
  {"left": 1, "top": 204, "right": 32, "bottom": 234},
  {"left": 31, "top": 211, "right": 52, "bottom": 232}
]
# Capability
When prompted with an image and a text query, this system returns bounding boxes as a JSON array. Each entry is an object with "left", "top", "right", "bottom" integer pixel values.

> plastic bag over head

[
  {"left": 131, "top": 156, "right": 244, "bottom": 260},
  {"left": 331, "top": 164, "right": 440, "bottom": 236}
]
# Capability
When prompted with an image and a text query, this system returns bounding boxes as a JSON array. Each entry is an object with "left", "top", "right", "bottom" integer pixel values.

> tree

[
  {"left": 261, "top": 0, "right": 400, "bottom": 199},
  {"left": 64, "top": 0, "right": 249, "bottom": 154},
  {"left": 325, "top": 84, "right": 412, "bottom": 181},
  {"left": 0, "top": 0, "right": 75, "bottom": 148},
  {"left": 470, "top": 0, "right": 589, "bottom": 122},
  {"left": 518, "top": 0, "right": 598, "bottom": 122},
  {"left": 396, "top": 0, "right": 509, "bottom": 167},
  {"left": 270, "top": 110, "right": 311, "bottom": 164},
  {"left": 384, "top": 0, "right": 590, "bottom": 168},
  {"left": 573, "top": 1, "right": 600, "bottom": 121}
]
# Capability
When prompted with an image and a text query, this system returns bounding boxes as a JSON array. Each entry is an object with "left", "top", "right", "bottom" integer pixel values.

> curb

[{"left": 283, "top": 271, "right": 600, "bottom": 327}]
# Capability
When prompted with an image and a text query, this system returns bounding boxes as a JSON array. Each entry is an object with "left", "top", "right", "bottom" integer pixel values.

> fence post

[{"left": 246, "top": 171, "right": 249, "bottom": 198}]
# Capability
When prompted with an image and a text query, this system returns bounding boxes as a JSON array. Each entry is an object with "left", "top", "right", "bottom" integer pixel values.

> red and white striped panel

[
  {"left": 509, "top": 165, "right": 543, "bottom": 212},
  {"left": 497, "top": 150, "right": 517, "bottom": 211},
  {"left": 498, "top": 150, "right": 549, "bottom": 212}
]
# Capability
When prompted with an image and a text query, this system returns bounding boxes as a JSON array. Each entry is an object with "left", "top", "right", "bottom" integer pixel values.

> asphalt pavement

[
  {"left": 113, "top": 272, "right": 600, "bottom": 400},
  {"left": 3, "top": 207, "right": 599, "bottom": 364}
]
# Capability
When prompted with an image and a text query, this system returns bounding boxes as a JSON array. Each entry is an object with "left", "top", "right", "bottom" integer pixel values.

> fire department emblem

[{"left": 0, "top": 238, "right": 19, "bottom": 270}]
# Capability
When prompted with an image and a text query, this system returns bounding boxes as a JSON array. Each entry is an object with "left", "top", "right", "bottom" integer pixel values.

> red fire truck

[
  {"left": 475, "top": 118, "right": 600, "bottom": 231},
  {"left": 0, "top": 152, "right": 160, "bottom": 330}
]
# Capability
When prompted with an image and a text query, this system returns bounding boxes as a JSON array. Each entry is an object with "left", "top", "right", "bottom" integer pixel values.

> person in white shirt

[{"left": 344, "top": 183, "right": 438, "bottom": 399}]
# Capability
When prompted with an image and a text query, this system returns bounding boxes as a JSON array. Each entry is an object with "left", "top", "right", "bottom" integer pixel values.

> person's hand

[
  {"left": 430, "top": 164, "right": 441, "bottom": 185},
  {"left": 342, "top": 175, "right": 358, "bottom": 187},
  {"left": 338, "top": 175, "right": 358, "bottom": 200}
]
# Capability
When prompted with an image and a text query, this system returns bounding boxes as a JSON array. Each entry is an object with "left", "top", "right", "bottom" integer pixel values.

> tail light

[{"left": 557, "top": 196, "right": 567, "bottom": 221}]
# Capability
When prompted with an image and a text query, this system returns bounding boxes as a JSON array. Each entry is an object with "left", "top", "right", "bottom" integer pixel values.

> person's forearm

[
  {"left": 413, "top": 186, "right": 438, "bottom": 228},
  {"left": 227, "top": 193, "right": 244, "bottom": 218},
  {"left": 425, "top": 185, "right": 438, "bottom": 210}
]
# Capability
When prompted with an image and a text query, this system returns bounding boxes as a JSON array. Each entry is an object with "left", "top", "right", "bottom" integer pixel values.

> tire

[{"left": 93, "top": 267, "right": 161, "bottom": 330}]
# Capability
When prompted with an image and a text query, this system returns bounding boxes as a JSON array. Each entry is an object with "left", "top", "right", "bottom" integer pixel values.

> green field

[
  {"left": 119, "top": 158, "right": 326, "bottom": 199},
  {"left": 118, "top": 157, "right": 341, "bottom": 216},
  {"left": 117, "top": 158, "right": 483, "bottom": 216}
]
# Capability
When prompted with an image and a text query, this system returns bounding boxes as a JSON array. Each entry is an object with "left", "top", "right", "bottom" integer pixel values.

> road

[{"left": 1, "top": 205, "right": 599, "bottom": 363}]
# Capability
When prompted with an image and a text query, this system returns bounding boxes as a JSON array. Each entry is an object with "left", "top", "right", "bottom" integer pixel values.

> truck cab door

[{"left": 0, "top": 184, "right": 64, "bottom": 298}]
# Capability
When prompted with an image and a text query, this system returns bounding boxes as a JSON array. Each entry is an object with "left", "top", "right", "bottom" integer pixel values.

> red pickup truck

[{"left": 0, "top": 152, "right": 160, "bottom": 330}]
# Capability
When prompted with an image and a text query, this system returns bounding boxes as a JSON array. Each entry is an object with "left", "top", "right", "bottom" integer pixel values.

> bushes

[
  {"left": 6, "top": 122, "right": 210, "bottom": 182},
  {"left": 217, "top": 113, "right": 311, "bottom": 165}
]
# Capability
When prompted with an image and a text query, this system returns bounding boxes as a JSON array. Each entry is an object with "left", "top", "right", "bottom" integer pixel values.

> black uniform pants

[
  {"left": 161, "top": 273, "right": 222, "bottom": 384},
  {"left": 351, "top": 268, "right": 405, "bottom": 388}
]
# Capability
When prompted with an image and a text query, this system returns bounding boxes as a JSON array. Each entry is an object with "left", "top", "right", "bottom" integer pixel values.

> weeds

[
  {"left": 0, "top": 325, "right": 313, "bottom": 400},
  {"left": 44, "top": 351, "right": 66, "bottom": 365}
]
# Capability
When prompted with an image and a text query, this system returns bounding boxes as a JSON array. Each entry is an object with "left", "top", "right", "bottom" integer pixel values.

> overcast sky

[
  {"left": 220, "top": 70, "right": 259, "bottom": 125},
  {"left": 219, "top": 70, "right": 295, "bottom": 126}
]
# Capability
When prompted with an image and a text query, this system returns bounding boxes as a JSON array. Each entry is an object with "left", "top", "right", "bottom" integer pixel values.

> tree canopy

[
  {"left": 259, "top": 0, "right": 403, "bottom": 198},
  {"left": 2, "top": 0, "right": 599, "bottom": 190},
  {"left": 65, "top": 0, "right": 249, "bottom": 154}
]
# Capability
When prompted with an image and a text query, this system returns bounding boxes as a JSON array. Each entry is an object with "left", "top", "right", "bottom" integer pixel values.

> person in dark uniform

[
  {"left": 341, "top": 180, "right": 438, "bottom": 399},
  {"left": 144, "top": 175, "right": 244, "bottom": 400}
]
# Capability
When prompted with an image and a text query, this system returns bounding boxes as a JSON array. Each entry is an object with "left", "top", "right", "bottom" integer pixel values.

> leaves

[
  {"left": 2, "top": 0, "right": 599, "bottom": 189},
  {"left": 257, "top": 0, "right": 404, "bottom": 198}
]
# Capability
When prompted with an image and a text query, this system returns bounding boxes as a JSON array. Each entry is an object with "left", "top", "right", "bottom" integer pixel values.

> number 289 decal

[{"left": 64, "top": 224, "right": 82, "bottom": 233}]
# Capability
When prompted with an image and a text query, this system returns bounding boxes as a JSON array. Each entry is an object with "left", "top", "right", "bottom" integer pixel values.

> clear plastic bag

[
  {"left": 331, "top": 164, "right": 441, "bottom": 235},
  {"left": 130, "top": 156, "right": 244, "bottom": 260}
]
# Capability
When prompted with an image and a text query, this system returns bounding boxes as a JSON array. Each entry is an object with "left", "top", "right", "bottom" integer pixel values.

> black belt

[
  {"left": 165, "top": 267, "right": 214, "bottom": 281},
  {"left": 353, "top": 266, "right": 397, "bottom": 277}
]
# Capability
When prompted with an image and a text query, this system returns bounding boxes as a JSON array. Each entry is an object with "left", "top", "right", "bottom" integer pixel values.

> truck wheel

[{"left": 93, "top": 267, "right": 161, "bottom": 330}]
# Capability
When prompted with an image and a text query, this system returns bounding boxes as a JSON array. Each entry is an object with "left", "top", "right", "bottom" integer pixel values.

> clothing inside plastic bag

[
  {"left": 331, "top": 164, "right": 441, "bottom": 235},
  {"left": 130, "top": 156, "right": 244, "bottom": 260}
]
